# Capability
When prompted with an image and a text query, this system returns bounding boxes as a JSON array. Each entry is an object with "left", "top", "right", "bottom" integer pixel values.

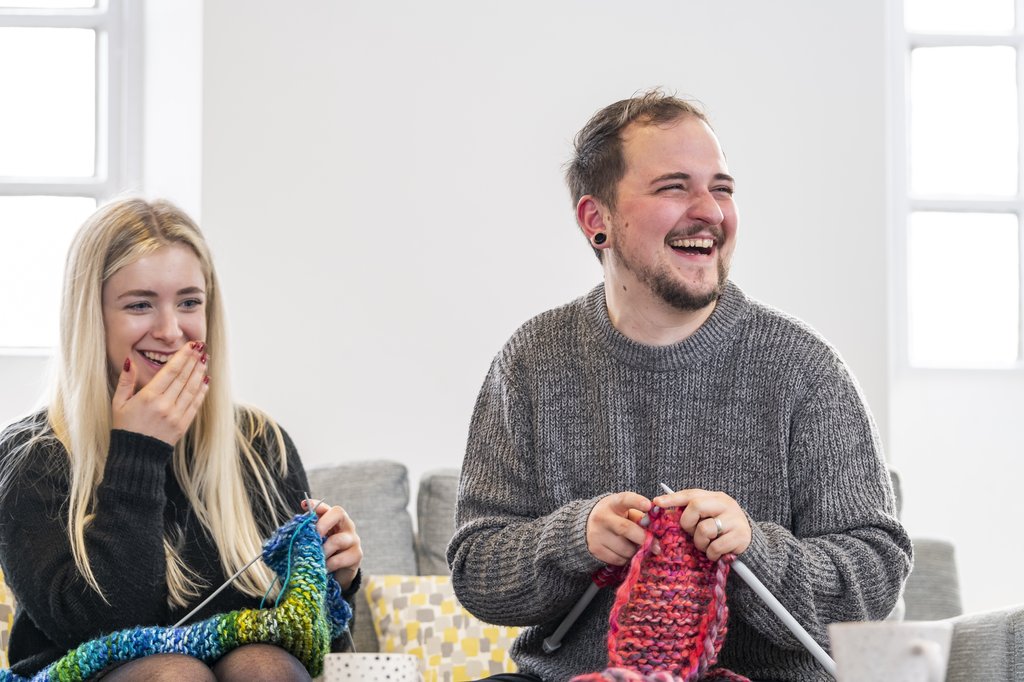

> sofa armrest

[
  {"left": 904, "top": 537, "right": 963, "bottom": 621},
  {"left": 416, "top": 468, "right": 459, "bottom": 575},
  {"left": 945, "top": 604, "right": 1024, "bottom": 682},
  {"left": 307, "top": 460, "right": 417, "bottom": 654}
]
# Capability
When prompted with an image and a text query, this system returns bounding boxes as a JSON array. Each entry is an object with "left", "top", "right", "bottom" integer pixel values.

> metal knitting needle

[
  {"left": 658, "top": 483, "right": 837, "bottom": 676},
  {"left": 173, "top": 495, "right": 323, "bottom": 627},
  {"left": 543, "top": 508, "right": 655, "bottom": 653},
  {"left": 542, "top": 563, "right": 625, "bottom": 653}
]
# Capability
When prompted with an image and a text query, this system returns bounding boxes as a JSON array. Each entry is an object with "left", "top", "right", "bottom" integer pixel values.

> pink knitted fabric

[{"left": 572, "top": 507, "right": 749, "bottom": 682}]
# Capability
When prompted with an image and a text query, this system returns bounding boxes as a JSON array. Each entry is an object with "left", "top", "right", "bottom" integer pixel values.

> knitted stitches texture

[
  {"left": 0, "top": 513, "right": 351, "bottom": 682},
  {"left": 572, "top": 507, "right": 748, "bottom": 682}
]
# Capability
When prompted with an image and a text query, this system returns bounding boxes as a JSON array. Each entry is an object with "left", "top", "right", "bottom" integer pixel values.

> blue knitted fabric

[{"left": 0, "top": 513, "right": 352, "bottom": 682}]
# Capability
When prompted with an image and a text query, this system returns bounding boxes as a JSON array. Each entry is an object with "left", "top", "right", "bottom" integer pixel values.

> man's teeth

[
  {"left": 669, "top": 237, "right": 714, "bottom": 249},
  {"left": 142, "top": 351, "right": 170, "bottom": 364}
]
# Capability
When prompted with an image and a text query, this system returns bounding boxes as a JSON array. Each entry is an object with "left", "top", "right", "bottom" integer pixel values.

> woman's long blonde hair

[{"left": 42, "top": 198, "right": 291, "bottom": 606}]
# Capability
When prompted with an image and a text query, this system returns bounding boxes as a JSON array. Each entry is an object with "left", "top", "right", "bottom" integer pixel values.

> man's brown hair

[{"left": 565, "top": 88, "right": 709, "bottom": 213}]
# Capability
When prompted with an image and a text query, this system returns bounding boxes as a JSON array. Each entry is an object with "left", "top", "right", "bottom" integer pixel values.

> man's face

[{"left": 605, "top": 116, "right": 738, "bottom": 312}]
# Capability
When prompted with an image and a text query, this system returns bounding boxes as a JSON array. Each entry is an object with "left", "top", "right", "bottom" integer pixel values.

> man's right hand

[
  {"left": 585, "top": 492, "right": 652, "bottom": 566},
  {"left": 111, "top": 342, "right": 210, "bottom": 446}
]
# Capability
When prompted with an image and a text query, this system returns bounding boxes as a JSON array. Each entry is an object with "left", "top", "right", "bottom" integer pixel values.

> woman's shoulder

[
  {"left": 233, "top": 405, "right": 300, "bottom": 475},
  {"left": 235, "top": 405, "right": 290, "bottom": 446},
  {"left": 0, "top": 409, "right": 66, "bottom": 493},
  {"left": 0, "top": 409, "right": 54, "bottom": 457}
]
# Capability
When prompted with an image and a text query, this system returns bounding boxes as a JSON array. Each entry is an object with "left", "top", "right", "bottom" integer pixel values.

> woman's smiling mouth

[{"left": 139, "top": 350, "right": 173, "bottom": 366}]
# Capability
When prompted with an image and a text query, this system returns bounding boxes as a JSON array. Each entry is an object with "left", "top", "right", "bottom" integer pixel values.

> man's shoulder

[
  {"left": 734, "top": 293, "right": 850, "bottom": 379},
  {"left": 499, "top": 287, "right": 596, "bottom": 361},
  {"left": 742, "top": 296, "right": 836, "bottom": 352}
]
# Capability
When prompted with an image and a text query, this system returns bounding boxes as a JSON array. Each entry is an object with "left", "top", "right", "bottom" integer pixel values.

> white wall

[
  {"left": 891, "top": 373, "right": 1024, "bottom": 612},
  {"left": 198, "top": 0, "right": 890, "bottom": 496}
]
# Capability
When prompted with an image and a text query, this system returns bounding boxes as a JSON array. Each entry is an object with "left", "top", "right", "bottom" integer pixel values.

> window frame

[
  {"left": 890, "top": 0, "right": 1024, "bottom": 372},
  {"left": 0, "top": 0, "right": 141, "bottom": 353}
]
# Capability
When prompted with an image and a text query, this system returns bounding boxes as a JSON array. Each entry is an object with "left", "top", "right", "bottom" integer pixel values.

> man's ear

[{"left": 576, "top": 195, "right": 611, "bottom": 243}]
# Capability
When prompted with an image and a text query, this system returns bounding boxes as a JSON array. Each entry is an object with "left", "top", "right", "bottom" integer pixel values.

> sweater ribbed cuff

[
  {"left": 551, "top": 496, "right": 606, "bottom": 577},
  {"left": 736, "top": 514, "right": 771, "bottom": 572},
  {"left": 103, "top": 429, "right": 173, "bottom": 498}
]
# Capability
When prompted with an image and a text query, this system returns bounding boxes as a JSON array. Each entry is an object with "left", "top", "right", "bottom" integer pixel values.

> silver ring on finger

[{"left": 713, "top": 516, "right": 724, "bottom": 538}]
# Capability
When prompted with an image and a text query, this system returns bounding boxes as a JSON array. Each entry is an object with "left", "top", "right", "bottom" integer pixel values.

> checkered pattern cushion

[{"left": 0, "top": 567, "right": 15, "bottom": 669}]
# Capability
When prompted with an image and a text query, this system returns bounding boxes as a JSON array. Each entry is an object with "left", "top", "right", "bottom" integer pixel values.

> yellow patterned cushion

[
  {"left": 366, "top": 575, "right": 520, "bottom": 682},
  {"left": 0, "top": 567, "right": 15, "bottom": 669}
]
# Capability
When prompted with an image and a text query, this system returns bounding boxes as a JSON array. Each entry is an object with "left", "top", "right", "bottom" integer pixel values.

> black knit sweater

[{"left": 0, "top": 410, "right": 353, "bottom": 677}]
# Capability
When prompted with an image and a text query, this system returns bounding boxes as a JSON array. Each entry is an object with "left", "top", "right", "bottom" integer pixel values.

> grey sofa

[
  {"left": 307, "top": 461, "right": 458, "bottom": 654},
  {"left": 312, "top": 460, "right": 1019, "bottom": 680}
]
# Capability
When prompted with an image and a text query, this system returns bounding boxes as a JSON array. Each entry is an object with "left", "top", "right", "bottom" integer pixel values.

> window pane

[
  {"left": 0, "top": 1, "right": 94, "bottom": 6},
  {"left": 0, "top": 28, "right": 95, "bottom": 177},
  {"left": 0, "top": 196, "right": 95, "bottom": 348},
  {"left": 908, "top": 212, "right": 1019, "bottom": 367},
  {"left": 910, "top": 47, "right": 1017, "bottom": 198},
  {"left": 905, "top": 0, "right": 1013, "bottom": 33}
]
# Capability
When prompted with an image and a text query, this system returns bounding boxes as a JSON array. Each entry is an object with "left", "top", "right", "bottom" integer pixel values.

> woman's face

[{"left": 102, "top": 243, "right": 207, "bottom": 391}]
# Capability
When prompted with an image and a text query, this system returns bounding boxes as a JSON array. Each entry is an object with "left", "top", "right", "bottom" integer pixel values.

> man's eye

[
  {"left": 657, "top": 184, "right": 685, "bottom": 192},
  {"left": 713, "top": 186, "right": 734, "bottom": 195}
]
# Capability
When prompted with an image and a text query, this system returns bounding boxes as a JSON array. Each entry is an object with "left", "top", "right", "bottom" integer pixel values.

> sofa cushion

[
  {"left": 366, "top": 574, "right": 520, "bottom": 681},
  {"left": 416, "top": 468, "right": 459, "bottom": 575},
  {"left": 307, "top": 460, "right": 417, "bottom": 654}
]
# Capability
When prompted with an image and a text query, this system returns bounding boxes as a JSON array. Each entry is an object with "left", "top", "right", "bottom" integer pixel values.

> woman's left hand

[{"left": 301, "top": 499, "right": 363, "bottom": 591}]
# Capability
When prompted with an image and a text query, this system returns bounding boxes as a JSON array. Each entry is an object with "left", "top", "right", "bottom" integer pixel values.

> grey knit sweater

[{"left": 447, "top": 281, "right": 912, "bottom": 682}]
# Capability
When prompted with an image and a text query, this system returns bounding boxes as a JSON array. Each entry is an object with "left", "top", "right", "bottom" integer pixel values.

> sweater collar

[{"left": 584, "top": 280, "right": 749, "bottom": 371}]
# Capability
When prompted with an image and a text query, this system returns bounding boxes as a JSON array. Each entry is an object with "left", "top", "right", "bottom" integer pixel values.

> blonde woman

[{"left": 0, "top": 199, "right": 362, "bottom": 681}]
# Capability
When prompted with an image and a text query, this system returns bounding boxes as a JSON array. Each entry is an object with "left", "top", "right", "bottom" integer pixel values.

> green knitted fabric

[{"left": 0, "top": 512, "right": 351, "bottom": 682}]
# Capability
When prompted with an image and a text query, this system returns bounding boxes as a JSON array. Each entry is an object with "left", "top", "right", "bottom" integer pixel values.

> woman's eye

[
  {"left": 180, "top": 298, "right": 204, "bottom": 310},
  {"left": 125, "top": 301, "right": 151, "bottom": 311}
]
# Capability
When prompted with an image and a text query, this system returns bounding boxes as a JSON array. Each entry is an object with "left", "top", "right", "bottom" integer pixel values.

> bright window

[
  {"left": 0, "top": 1, "right": 139, "bottom": 351},
  {"left": 897, "top": 0, "right": 1023, "bottom": 368}
]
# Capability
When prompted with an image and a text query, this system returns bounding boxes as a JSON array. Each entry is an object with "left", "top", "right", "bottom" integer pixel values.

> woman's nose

[{"left": 151, "top": 309, "right": 184, "bottom": 342}]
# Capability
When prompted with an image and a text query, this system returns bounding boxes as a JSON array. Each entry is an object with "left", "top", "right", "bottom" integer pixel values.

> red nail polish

[
  {"left": 123, "top": 357, "right": 131, "bottom": 372},
  {"left": 190, "top": 341, "right": 197, "bottom": 350},
  {"left": 203, "top": 375, "right": 210, "bottom": 385},
  {"left": 200, "top": 354, "right": 208, "bottom": 364}
]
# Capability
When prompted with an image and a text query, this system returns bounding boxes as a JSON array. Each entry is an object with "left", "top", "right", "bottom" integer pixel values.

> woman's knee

[{"left": 212, "top": 644, "right": 311, "bottom": 682}]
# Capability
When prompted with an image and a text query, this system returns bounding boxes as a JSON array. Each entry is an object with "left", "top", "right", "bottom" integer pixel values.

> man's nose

[{"left": 688, "top": 189, "right": 724, "bottom": 225}]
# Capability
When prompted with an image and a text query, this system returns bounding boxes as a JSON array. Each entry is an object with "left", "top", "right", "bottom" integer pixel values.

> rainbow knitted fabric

[
  {"left": 572, "top": 506, "right": 749, "bottom": 682},
  {"left": 0, "top": 512, "right": 352, "bottom": 682}
]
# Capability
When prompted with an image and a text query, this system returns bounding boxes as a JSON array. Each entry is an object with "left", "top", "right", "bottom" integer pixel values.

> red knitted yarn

[{"left": 572, "top": 507, "right": 749, "bottom": 682}]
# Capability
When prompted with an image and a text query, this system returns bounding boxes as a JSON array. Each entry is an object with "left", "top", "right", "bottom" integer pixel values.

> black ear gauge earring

[{"left": 593, "top": 232, "right": 607, "bottom": 245}]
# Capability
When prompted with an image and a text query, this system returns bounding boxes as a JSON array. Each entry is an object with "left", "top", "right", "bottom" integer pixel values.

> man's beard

[{"left": 620, "top": 247, "right": 729, "bottom": 312}]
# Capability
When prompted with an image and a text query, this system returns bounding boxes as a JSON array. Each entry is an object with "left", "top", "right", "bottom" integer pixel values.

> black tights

[{"left": 98, "top": 644, "right": 311, "bottom": 682}]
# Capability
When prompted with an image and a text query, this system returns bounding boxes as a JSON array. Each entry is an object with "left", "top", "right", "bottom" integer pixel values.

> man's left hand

[{"left": 652, "top": 488, "right": 751, "bottom": 561}]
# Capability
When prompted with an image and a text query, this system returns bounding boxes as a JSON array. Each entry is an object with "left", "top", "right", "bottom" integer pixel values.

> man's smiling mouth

[{"left": 668, "top": 237, "right": 714, "bottom": 256}]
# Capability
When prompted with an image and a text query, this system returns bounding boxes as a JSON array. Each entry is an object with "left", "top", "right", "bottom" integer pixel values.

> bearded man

[{"left": 448, "top": 89, "right": 912, "bottom": 682}]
